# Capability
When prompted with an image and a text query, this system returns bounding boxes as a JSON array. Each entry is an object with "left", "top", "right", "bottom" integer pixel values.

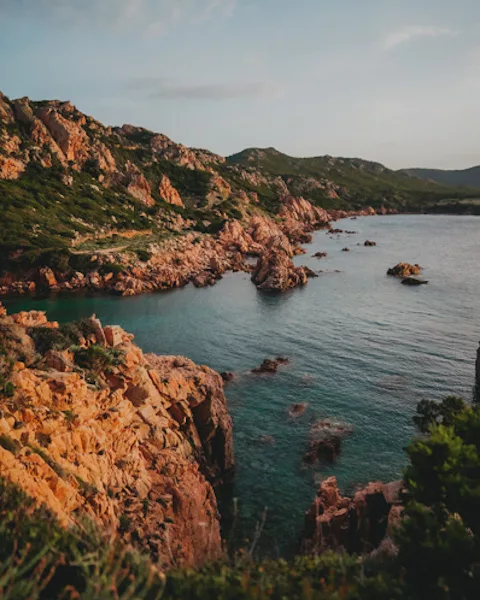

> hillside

[
  {"left": 401, "top": 165, "right": 480, "bottom": 188},
  {"left": 226, "top": 147, "right": 472, "bottom": 211},
  {"left": 1, "top": 91, "right": 478, "bottom": 293}
]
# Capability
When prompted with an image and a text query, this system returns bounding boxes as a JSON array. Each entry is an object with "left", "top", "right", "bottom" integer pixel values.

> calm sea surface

[{"left": 5, "top": 215, "right": 480, "bottom": 555}]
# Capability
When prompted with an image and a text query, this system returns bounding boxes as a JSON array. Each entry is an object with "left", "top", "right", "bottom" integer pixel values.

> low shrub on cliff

[
  {"left": 29, "top": 320, "right": 97, "bottom": 354},
  {"left": 72, "top": 344, "right": 124, "bottom": 376}
]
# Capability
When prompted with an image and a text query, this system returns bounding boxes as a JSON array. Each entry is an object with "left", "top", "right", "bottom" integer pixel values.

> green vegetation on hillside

[
  {"left": 401, "top": 166, "right": 480, "bottom": 189},
  {"left": 227, "top": 148, "right": 480, "bottom": 212}
]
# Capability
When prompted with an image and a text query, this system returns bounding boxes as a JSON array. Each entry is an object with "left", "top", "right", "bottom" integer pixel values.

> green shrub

[
  {"left": 0, "top": 435, "right": 21, "bottom": 455},
  {"left": 72, "top": 344, "right": 124, "bottom": 375}
]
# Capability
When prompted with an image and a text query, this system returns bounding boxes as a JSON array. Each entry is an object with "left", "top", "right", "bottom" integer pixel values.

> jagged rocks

[
  {"left": 387, "top": 263, "right": 422, "bottom": 277},
  {"left": 302, "top": 477, "right": 403, "bottom": 555},
  {"left": 252, "top": 237, "right": 310, "bottom": 292},
  {"left": 0, "top": 309, "right": 234, "bottom": 568},
  {"left": 0, "top": 155, "right": 25, "bottom": 180},
  {"left": 159, "top": 175, "right": 184, "bottom": 207}
]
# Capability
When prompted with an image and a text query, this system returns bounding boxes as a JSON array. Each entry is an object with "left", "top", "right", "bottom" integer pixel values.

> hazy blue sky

[{"left": 1, "top": 0, "right": 479, "bottom": 169}]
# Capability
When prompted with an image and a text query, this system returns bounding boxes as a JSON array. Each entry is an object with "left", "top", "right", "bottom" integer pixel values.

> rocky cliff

[{"left": 0, "top": 304, "right": 233, "bottom": 568}]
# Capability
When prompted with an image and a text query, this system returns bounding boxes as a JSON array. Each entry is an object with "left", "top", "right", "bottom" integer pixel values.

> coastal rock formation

[
  {"left": 159, "top": 175, "right": 184, "bottom": 207},
  {"left": 0, "top": 308, "right": 234, "bottom": 568},
  {"left": 302, "top": 477, "right": 403, "bottom": 555},
  {"left": 387, "top": 263, "right": 422, "bottom": 277},
  {"left": 252, "top": 357, "right": 290, "bottom": 374},
  {"left": 303, "top": 419, "right": 354, "bottom": 464},
  {"left": 252, "top": 236, "right": 310, "bottom": 292}
]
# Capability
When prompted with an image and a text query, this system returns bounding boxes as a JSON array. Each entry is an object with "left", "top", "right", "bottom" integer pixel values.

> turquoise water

[{"left": 4, "top": 215, "right": 480, "bottom": 555}]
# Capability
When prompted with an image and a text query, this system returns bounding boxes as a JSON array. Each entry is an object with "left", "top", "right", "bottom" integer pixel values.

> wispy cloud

[
  {"left": 128, "top": 76, "right": 282, "bottom": 101},
  {"left": 383, "top": 25, "right": 459, "bottom": 50},
  {"left": 0, "top": 0, "right": 236, "bottom": 34}
]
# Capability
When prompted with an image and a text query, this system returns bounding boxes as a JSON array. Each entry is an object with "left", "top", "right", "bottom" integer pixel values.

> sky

[{"left": 1, "top": 0, "right": 480, "bottom": 170}]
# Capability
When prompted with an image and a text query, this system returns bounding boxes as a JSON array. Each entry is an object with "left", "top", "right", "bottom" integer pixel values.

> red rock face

[
  {"left": 37, "top": 106, "right": 90, "bottom": 165},
  {"left": 159, "top": 175, "right": 184, "bottom": 207},
  {"left": 302, "top": 476, "right": 403, "bottom": 555},
  {"left": 0, "top": 309, "right": 234, "bottom": 568}
]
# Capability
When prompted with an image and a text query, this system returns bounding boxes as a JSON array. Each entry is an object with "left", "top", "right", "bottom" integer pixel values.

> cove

[{"left": 4, "top": 214, "right": 480, "bottom": 555}]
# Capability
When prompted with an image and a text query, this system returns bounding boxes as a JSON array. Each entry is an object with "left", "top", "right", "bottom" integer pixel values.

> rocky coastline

[{"left": 0, "top": 202, "right": 391, "bottom": 298}]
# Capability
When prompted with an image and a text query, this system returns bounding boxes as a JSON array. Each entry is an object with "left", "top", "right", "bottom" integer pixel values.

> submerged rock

[
  {"left": 288, "top": 403, "right": 309, "bottom": 418},
  {"left": 303, "top": 419, "right": 353, "bottom": 464},
  {"left": 342, "top": 247, "right": 350, "bottom": 252},
  {"left": 313, "top": 252, "right": 328, "bottom": 259},
  {"left": 364, "top": 240, "right": 376, "bottom": 247},
  {"left": 220, "top": 371, "right": 235, "bottom": 383},
  {"left": 401, "top": 277, "right": 428, "bottom": 286},
  {"left": 252, "top": 357, "right": 290, "bottom": 374},
  {"left": 387, "top": 263, "right": 422, "bottom": 277}
]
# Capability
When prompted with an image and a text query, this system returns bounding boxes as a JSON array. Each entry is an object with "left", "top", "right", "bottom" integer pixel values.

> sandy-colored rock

[
  {"left": 124, "top": 161, "right": 155, "bottom": 207},
  {"left": 0, "top": 155, "right": 25, "bottom": 180},
  {"left": 0, "top": 310, "right": 234, "bottom": 568},
  {"left": 159, "top": 175, "right": 184, "bottom": 207},
  {"left": 387, "top": 263, "right": 422, "bottom": 277},
  {"left": 36, "top": 105, "right": 90, "bottom": 165}
]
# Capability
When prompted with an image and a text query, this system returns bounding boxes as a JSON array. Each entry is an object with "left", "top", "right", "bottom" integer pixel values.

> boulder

[
  {"left": 387, "top": 263, "right": 422, "bottom": 277},
  {"left": 313, "top": 252, "right": 328, "bottom": 259},
  {"left": 364, "top": 240, "right": 376, "bottom": 247}
]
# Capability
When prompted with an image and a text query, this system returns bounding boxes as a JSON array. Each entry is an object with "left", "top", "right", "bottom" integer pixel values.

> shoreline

[{"left": 0, "top": 202, "right": 392, "bottom": 299}]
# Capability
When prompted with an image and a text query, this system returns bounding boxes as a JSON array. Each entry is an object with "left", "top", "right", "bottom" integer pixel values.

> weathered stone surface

[
  {"left": 302, "top": 477, "right": 403, "bottom": 555},
  {"left": 0, "top": 155, "right": 25, "bottom": 180},
  {"left": 387, "top": 263, "right": 422, "bottom": 277},
  {"left": 252, "top": 236, "right": 309, "bottom": 292},
  {"left": 159, "top": 175, "right": 184, "bottom": 207},
  {"left": 0, "top": 309, "right": 234, "bottom": 568}
]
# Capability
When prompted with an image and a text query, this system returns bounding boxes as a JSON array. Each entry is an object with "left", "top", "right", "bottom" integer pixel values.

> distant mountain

[{"left": 400, "top": 166, "right": 480, "bottom": 188}]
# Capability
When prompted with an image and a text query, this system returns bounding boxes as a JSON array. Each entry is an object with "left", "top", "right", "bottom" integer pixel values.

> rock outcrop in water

[
  {"left": 387, "top": 263, "right": 422, "bottom": 277},
  {"left": 302, "top": 477, "right": 403, "bottom": 555},
  {"left": 0, "top": 305, "right": 234, "bottom": 568},
  {"left": 251, "top": 236, "right": 312, "bottom": 292}
]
